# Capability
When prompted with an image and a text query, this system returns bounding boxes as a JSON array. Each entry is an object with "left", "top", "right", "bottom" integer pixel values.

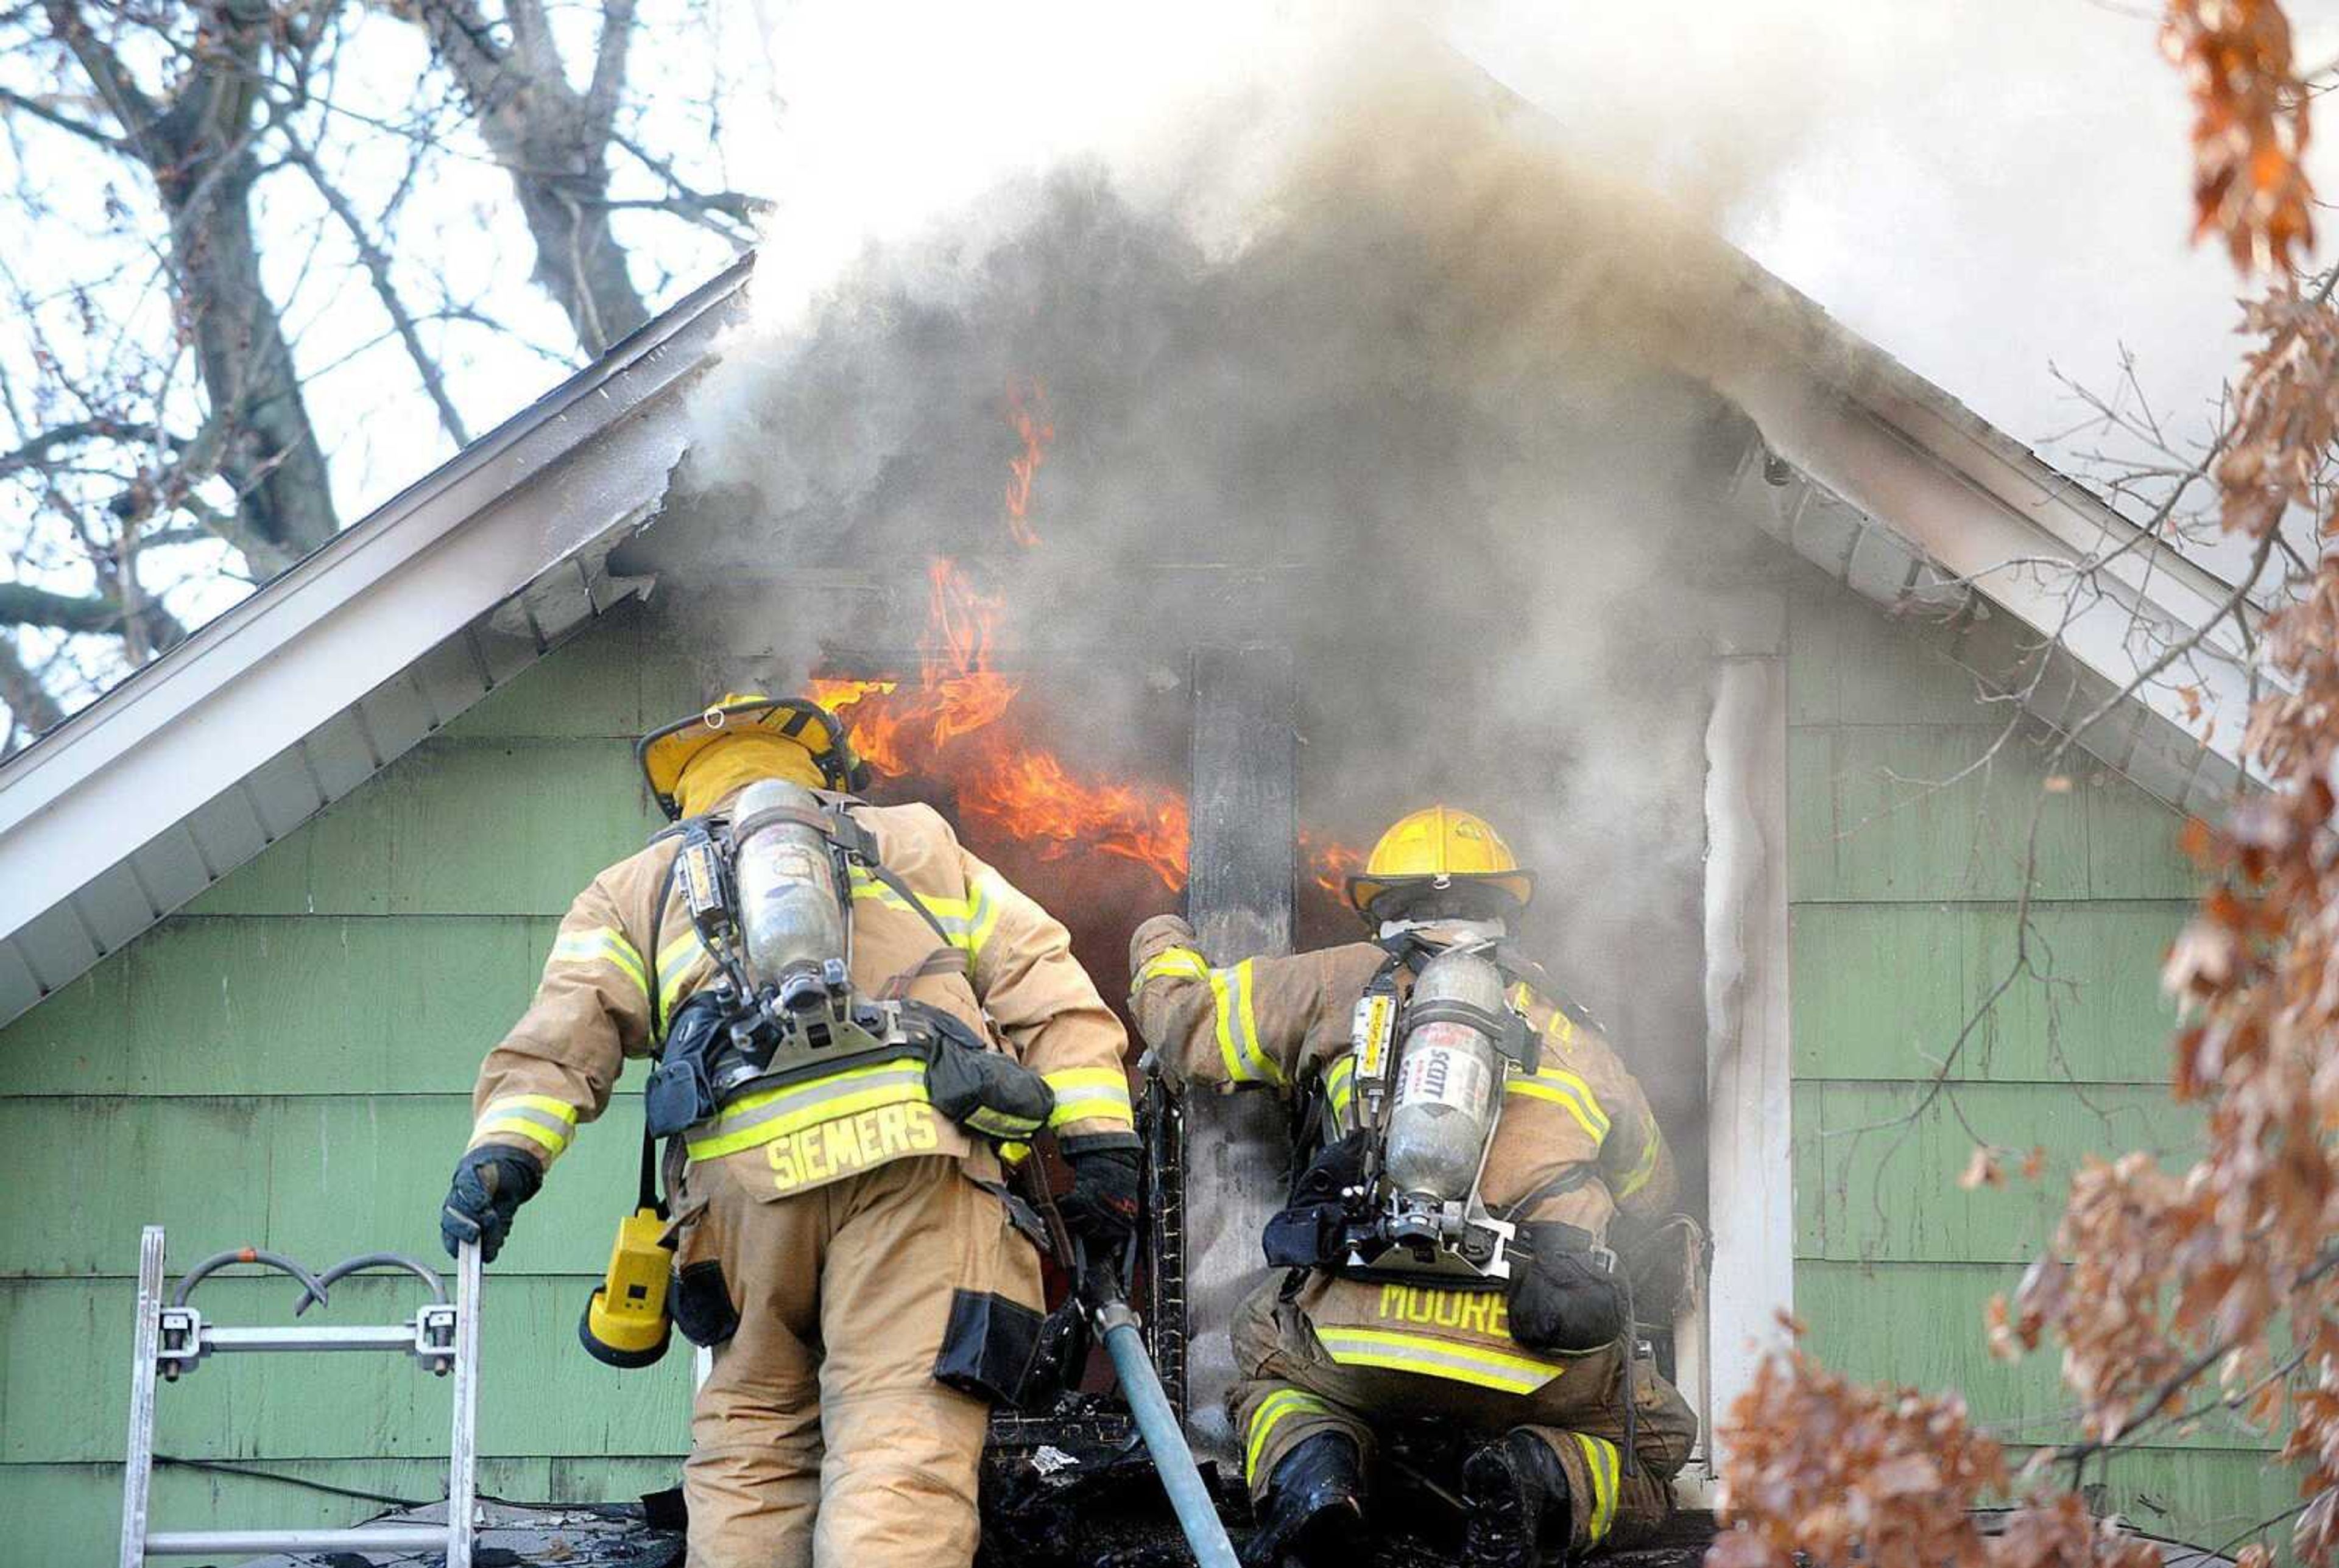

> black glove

[
  {"left": 439, "top": 1145, "right": 543, "bottom": 1263},
  {"left": 1057, "top": 1145, "right": 1142, "bottom": 1253},
  {"left": 1506, "top": 1222, "right": 1626, "bottom": 1354}
]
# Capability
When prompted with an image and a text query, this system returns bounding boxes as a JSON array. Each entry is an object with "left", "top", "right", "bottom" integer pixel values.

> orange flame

[
  {"left": 1004, "top": 380, "right": 1053, "bottom": 548},
  {"left": 1301, "top": 831, "right": 1366, "bottom": 898},
  {"left": 809, "top": 387, "right": 1352, "bottom": 896},
  {"left": 811, "top": 558, "right": 1192, "bottom": 887}
]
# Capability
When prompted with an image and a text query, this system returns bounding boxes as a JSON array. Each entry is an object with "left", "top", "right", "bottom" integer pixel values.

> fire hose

[
  {"left": 1084, "top": 1266, "right": 1239, "bottom": 1568},
  {"left": 1023, "top": 1151, "right": 1239, "bottom": 1568}
]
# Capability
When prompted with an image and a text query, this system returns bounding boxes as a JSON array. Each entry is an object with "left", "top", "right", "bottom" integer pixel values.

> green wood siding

[
  {"left": 1787, "top": 586, "right": 2291, "bottom": 1552},
  {"left": 0, "top": 603, "right": 700, "bottom": 1560},
  {"left": 0, "top": 580, "right": 2289, "bottom": 1557}
]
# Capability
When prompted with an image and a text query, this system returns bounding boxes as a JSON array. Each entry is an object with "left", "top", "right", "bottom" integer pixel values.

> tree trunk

[
  {"left": 417, "top": 0, "right": 651, "bottom": 357},
  {"left": 42, "top": 0, "right": 339, "bottom": 578}
]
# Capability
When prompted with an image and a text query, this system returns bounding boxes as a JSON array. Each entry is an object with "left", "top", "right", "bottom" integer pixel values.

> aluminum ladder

[{"left": 117, "top": 1225, "right": 484, "bottom": 1567}]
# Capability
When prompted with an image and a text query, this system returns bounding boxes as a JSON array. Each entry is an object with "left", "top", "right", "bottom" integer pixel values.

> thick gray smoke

[{"left": 647, "top": 29, "right": 1807, "bottom": 1201}]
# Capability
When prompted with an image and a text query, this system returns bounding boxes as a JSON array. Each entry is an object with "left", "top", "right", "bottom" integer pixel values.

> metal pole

[
  {"left": 118, "top": 1226, "right": 167, "bottom": 1568},
  {"left": 447, "top": 1239, "right": 482, "bottom": 1568},
  {"left": 1095, "top": 1297, "right": 1240, "bottom": 1568}
]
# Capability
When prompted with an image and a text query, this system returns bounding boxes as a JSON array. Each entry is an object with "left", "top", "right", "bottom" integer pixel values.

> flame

[
  {"left": 810, "top": 557, "right": 1192, "bottom": 886},
  {"left": 808, "top": 387, "right": 1352, "bottom": 896},
  {"left": 1301, "top": 831, "right": 1366, "bottom": 898},
  {"left": 960, "top": 746, "right": 1192, "bottom": 890},
  {"left": 1004, "top": 380, "right": 1053, "bottom": 548}
]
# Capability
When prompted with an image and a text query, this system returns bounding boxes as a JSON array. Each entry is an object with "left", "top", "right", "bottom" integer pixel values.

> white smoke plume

[{"left": 648, "top": 3, "right": 1882, "bottom": 1196}]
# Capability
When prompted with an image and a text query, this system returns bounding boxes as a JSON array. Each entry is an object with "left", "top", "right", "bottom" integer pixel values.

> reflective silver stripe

[
  {"left": 1245, "top": 1389, "right": 1334, "bottom": 1482},
  {"left": 685, "top": 1060, "right": 931, "bottom": 1160},
  {"left": 1043, "top": 1067, "right": 1134, "bottom": 1129},
  {"left": 469, "top": 1094, "right": 579, "bottom": 1161},
  {"left": 551, "top": 927, "right": 648, "bottom": 999},
  {"left": 1314, "top": 1327, "right": 1568, "bottom": 1394},
  {"left": 1212, "top": 959, "right": 1282, "bottom": 1086},
  {"left": 1572, "top": 1432, "right": 1620, "bottom": 1543},
  {"left": 655, "top": 926, "right": 710, "bottom": 1034},
  {"left": 1506, "top": 1067, "right": 1611, "bottom": 1144},
  {"left": 965, "top": 1105, "right": 1046, "bottom": 1139},
  {"left": 1322, "top": 1056, "right": 1356, "bottom": 1134}
]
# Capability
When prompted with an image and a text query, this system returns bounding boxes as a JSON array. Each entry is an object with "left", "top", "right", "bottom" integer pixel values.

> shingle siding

[
  {"left": 1785, "top": 583, "right": 2288, "bottom": 1552},
  {"left": 0, "top": 601, "right": 697, "bottom": 1558}
]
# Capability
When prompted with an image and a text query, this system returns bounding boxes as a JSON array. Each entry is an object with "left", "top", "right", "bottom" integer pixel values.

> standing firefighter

[
  {"left": 1130, "top": 806, "right": 1697, "bottom": 1568},
  {"left": 437, "top": 694, "right": 1141, "bottom": 1568}
]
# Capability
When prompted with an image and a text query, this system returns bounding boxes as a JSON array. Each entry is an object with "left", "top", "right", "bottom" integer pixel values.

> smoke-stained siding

[
  {"left": 1783, "top": 583, "right": 2287, "bottom": 1547},
  {"left": 0, "top": 602, "right": 700, "bottom": 1561}
]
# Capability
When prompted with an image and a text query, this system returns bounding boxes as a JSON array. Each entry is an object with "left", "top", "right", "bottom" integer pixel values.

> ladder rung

[
  {"left": 200, "top": 1323, "right": 428, "bottom": 1353},
  {"left": 146, "top": 1524, "right": 454, "bottom": 1554}
]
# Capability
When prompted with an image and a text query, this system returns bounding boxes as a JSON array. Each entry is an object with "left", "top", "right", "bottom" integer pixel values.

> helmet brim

[
  {"left": 1346, "top": 869, "right": 1536, "bottom": 920},
  {"left": 638, "top": 698, "right": 866, "bottom": 817}
]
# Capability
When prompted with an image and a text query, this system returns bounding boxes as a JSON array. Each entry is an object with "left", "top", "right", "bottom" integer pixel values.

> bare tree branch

[
  {"left": 0, "top": 81, "right": 122, "bottom": 147},
  {"left": 278, "top": 128, "right": 470, "bottom": 446},
  {"left": 0, "top": 631, "right": 64, "bottom": 751},
  {"left": 412, "top": 0, "right": 650, "bottom": 355}
]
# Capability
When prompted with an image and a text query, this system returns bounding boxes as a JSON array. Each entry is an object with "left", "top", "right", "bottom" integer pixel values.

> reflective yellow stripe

[
  {"left": 475, "top": 1116, "right": 566, "bottom": 1155},
  {"left": 1314, "top": 1327, "right": 1568, "bottom": 1394},
  {"left": 1572, "top": 1432, "right": 1620, "bottom": 1543},
  {"left": 1210, "top": 959, "right": 1282, "bottom": 1086},
  {"left": 490, "top": 1094, "right": 579, "bottom": 1124},
  {"left": 1323, "top": 1056, "right": 1356, "bottom": 1133},
  {"left": 848, "top": 867, "right": 1003, "bottom": 969},
  {"left": 655, "top": 926, "right": 710, "bottom": 1033},
  {"left": 470, "top": 1094, "right": 580, "bottom": 1160},
  {"left": 1043, "top": 1066, "right": 1135, "bottom": 1129},
  {"left": 962, "top": 873, "right": 1007, "bottom": 960},
  {"left": 1134, "top": 946, "right": 1209, "bottom": 990},
  {"left": 1615, "top": 1111, "right": 1663, "bottom": 1200},
  {"left": 965, "top": 1103, "right": 1046, "bottom": 1139},
  {"left": 1512, "top": 982, "right": 1577, "bottom": 1051},
  {"left": 551, "top": 927, "right": 648, "bottom": 999},
  {"left": 1506, "top": 1067, "right": 1610, "bottom": 1145},
  {"left": 1245, "top": 1389, "right": 1333, "bottom": 1483},
  {"left": 685, "top": 1059, "right": 931, "bottom": 1160}
]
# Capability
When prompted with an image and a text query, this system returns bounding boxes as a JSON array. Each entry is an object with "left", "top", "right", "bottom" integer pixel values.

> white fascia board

[
  {"left": 1720, "top": 359, "right": 2251, "bottom": 779},
  {"left": 0, "top": 261, "right": 746, "bottom": 942}
]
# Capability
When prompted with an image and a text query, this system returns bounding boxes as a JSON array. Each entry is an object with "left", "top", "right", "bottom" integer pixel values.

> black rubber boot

[
  {"left": 1243, "top": 1430, "right": 1367, "bottom": 1568},
  {"left": 1461, "top": 1430, "right": 1575, "bottom": 1568}
]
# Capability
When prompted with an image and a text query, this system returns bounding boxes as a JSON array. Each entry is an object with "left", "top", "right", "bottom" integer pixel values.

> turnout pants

[
  {"left": 1229, "top": 1277, "right": 1697, "bottom": 1556},
  {"left": 676, "top": 1151, "right": 1041, "bottom": 1568}
]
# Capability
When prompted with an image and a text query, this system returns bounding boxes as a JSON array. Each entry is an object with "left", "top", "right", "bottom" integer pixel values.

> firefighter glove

[
  {"left": 1505, "top": 1221, "right": 1626, "bottom": 1355},
  {"left": 1058, "top": 1145, "right": 1142, "bottom": 1251},
  {"left": 440, "top": 1145, "right": 543, "bottom": 1264}
]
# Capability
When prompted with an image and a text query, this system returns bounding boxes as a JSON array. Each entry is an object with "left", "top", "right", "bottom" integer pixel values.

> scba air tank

[
  {"left": 1383, "top": 947, "right": 1507, "bottom": 1203},
  {"left": 733, "top": 778, "right": 847, "bottom": 1010}
]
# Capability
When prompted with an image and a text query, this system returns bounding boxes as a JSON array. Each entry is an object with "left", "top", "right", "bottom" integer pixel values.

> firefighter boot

[
  {"left": 1461, "top": 1430, "right": 1574, "bottom": 1568},
  {"left": 1243, "top": 1431, "right": 1367, "bottom": 1568}
]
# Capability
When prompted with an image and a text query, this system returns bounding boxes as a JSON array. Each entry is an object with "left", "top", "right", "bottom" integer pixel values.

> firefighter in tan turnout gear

[
  {"left": 437, "top": 694, "right": 1141, "bottom": 1568},
  {"left": 1129, "top": 806, "right": 1697, "bottom": 1568}
]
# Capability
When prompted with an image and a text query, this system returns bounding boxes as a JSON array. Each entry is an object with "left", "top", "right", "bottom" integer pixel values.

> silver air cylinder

[
  {"left": 733, "top": 778, "right": 846, "bottom": 1011},
  {"left": 1383, "top": 947, "right": 1506, "bottom": 1204}
]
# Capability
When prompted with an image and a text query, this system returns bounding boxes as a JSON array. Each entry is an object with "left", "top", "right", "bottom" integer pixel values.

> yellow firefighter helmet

[
  {"left": 1345, "top": 804, "right": 1535, "bottom": 920},
  {"left": 637, "top": 692, "right": 867, "bottom": 820}
]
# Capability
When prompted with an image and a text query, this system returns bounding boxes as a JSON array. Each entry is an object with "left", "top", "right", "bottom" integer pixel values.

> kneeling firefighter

[
  {"left": 437, "top": 694, "right": 1142, "bottom": 1568},
  {"left": 1129, "top": 806, "right": 1699, "bottom": 1568}
]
